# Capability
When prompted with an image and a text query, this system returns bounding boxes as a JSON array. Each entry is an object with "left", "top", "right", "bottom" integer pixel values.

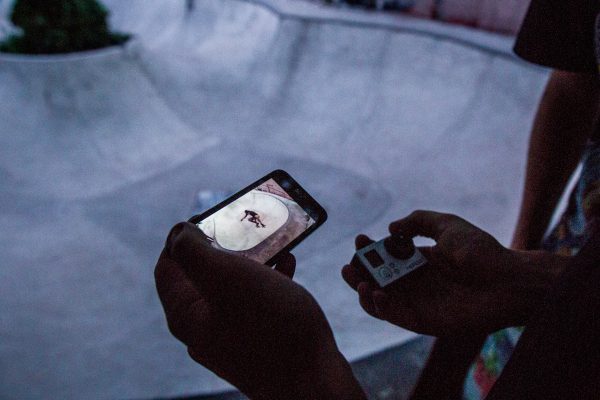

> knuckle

[
  {"left": 154, "top": 258, "right": 168, "bottom": 282},
  {"left": 410, "top": 209, "right": 427, "bottom": 219},
  {"left": 154, "top": 262, "right": 170, "bottom": 297},
  {"left": 166, "top": 316, "right": 182, "bottom": 338},
  {"left": 438, "top": 212, "right": 456, "bottom": 224},
  {"left": 437, "top": 213, "right": 463, "bottom": 231},
  {"left": 166, "top": 315, "right": 190, "bottom": 343}
]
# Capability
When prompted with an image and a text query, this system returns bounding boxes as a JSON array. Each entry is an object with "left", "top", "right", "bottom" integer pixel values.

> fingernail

[{"left": 165, "top": 222, "right": 186, "bottom": 257}]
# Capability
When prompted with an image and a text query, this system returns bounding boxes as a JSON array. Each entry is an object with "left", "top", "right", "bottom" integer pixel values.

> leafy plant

[{"left": 0, "top": 0, "right": 130, "bottom": 54}]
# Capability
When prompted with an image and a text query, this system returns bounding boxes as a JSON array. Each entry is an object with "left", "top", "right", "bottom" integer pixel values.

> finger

[
  {"left": 379, "top": 289, "right": 423, "bottom": 333},
  {"left": 355, "top": 234, "right": 375, "bottom": 250},
  {"left": 357, "top": 282, "right": 378, "bottom": 317},
  {"left": 166, "top": 222, "right": 214, "bottom": 286},
  {"left": 154, "top": 249, "right": 211, "bottom": 345},
  {"left": 273, "top": 252, "right": 296, "bottom": 278},
  {"left": 372, "top": 290, "right": 390, "bottom": 317},
  {"left": 349, "top": 253, "right": 373, "bottom": 283},
  {"left": 389, "top": 210, "right": 456, "bottom": 240},
  {"left": 155, "top": 248, "right": 201, "bottom": 316},
  {"left": 417, "top": 246, "right": 454, "bottom": 277},
  {"left": 341, "top": 264, "right": 363, "bottom": 291},
  {"left": 417, "top": 246, "right": 443, "bottom": 266},
  {"left": 166, "top": 222, "right": 262, "bottom": 298}
]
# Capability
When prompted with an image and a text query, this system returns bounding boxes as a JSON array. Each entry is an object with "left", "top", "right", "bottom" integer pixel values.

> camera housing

[{"left": 355, "top": 236, "right": 427, "bottom": 287}]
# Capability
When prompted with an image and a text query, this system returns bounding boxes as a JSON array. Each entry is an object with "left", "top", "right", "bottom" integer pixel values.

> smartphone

[{"left": 188, "top": 170, "right": 327, "bottom": 265}]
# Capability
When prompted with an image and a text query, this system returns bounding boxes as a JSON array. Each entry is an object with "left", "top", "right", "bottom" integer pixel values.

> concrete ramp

[
  {"left": 0, "top": 45, "right": 218, "bottom": 199},
  {"left": 0, "top": 1, "right": 549, "bottom": 399}
]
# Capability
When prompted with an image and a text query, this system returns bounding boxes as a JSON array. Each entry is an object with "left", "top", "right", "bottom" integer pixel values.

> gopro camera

[{"left": 355, "top": 235, "right": 427, "bottom": 287}]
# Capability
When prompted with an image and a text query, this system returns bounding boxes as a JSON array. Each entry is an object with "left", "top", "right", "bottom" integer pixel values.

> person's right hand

[
  {"left": 342, "top": 211, "right": 565, "bottom": 337},
  {"left": 155, "top": 222, "right": 365, "bottom": 400}
]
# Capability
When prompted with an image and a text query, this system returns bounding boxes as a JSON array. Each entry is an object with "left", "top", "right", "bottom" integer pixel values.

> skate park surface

[{"left": 0, "top": 0, "right": 551, "bottom": 399}]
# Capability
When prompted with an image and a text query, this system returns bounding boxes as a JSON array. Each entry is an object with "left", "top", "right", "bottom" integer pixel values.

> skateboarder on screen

[{"left": 241, "top": 210, "right": 266, "bottom": 228}]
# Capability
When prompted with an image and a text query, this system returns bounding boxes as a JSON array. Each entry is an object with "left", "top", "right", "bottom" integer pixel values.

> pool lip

[
  {"left": 239, "top": 0, "right": 546, "bottom": 70},
  {"left": 0, "top": 0, "right": 541, "bottom": 70}
]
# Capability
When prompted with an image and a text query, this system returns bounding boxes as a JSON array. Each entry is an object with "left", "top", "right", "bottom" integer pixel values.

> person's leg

[{"left": 249, "top": 216, "right": 260, "bottom": 228}]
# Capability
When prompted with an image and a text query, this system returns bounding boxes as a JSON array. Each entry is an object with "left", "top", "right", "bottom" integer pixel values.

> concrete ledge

[{"left": 239, "top": 0, "right": 538, "bottom": 65}]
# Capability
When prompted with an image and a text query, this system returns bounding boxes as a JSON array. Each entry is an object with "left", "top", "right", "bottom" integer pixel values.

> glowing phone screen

[{"left": 196, "top": 178, "right": 316, "bottom": 264}]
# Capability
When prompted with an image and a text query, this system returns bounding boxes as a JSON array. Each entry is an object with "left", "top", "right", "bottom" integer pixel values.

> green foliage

[{"left": 0, "top": 0, "right": 130, "bottom": 54}]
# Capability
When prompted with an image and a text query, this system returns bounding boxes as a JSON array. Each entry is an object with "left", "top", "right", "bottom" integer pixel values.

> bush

[{"left": 0, "top": 0, "right": 130, "bottom": 54}]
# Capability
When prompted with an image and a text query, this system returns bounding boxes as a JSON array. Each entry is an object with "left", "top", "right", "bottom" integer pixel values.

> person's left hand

[{"left": 341, "top": 211, "right": 563, "bottom": 337}]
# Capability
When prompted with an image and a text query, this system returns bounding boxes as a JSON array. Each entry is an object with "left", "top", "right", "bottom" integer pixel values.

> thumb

[
  {"left": 166, "top": 222, "right": 276, "bottom": 301},
  {"left": 273, "top": 252, "right": 296, "bottom": 278},
  {"left": 166, "top": 222, "right": 237, "bottom": 296},
  {"left": 417, "top": 245, "right": 449, "bottom": 271}
]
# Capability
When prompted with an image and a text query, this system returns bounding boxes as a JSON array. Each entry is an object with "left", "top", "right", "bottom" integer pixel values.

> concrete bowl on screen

[{"left": 213, "top": 191, "right": 289, "bottom": 251}]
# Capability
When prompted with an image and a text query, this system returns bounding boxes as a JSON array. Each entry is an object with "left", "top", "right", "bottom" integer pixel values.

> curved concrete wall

[{"left": 0, "top": 43, "right": 218, "bottom": 199}]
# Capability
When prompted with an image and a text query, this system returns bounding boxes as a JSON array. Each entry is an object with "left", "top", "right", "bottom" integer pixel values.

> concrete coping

[
  {"left": 245, "top": 0, "right": 544, "bottom": 69},
  {"left": 0, "top": 0, "right": 544, "bottom": 71}
]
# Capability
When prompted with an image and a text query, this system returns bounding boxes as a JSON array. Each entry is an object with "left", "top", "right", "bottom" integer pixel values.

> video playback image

[{"left": 197, "top": 179, "right": 315, "bottom": 263}]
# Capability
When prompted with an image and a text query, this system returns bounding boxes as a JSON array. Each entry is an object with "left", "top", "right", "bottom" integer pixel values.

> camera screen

[
  {"left": 364, "top": 249, "right": 384, "bottom": 268},
  {"left": 196, "top": 178, "right": 316, "bottom": 263}
]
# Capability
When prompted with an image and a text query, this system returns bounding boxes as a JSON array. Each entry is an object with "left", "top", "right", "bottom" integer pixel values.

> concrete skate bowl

[
  {"left": 201, "top": 191, "right": 290, "bottom": 251},
  {"left": 0, "top": 43, "right": 218, "bottom": 199},
  {"left": 0, "top": 0, "right": 550, "bottom": 399}
]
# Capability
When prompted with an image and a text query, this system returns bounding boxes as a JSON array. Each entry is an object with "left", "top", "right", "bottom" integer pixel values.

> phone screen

[{"left": 192, "top": 173, "right": 325, "bottom": 265}]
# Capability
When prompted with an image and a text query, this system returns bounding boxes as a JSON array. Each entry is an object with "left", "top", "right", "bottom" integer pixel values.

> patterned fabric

[{"left": 463, "top": 14, "right": 600, "bottom": 399}]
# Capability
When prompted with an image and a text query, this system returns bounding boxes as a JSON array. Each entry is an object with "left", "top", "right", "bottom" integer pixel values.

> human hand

[
  {"left": 155, "top": 222, "right": 365, "bottom": 400},
  {"left": 342, "top": 211, "right": 562, "bottom": 337}
]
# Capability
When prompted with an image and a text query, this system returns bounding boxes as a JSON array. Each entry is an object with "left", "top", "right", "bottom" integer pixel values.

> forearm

[
  {"left": 248, "top": 350, "right": 367, "bottom": 400},
  {"left": 502, "top": 249, "right": 569, "bottom": 326},
  {"left": 410, "top": 335, "right": 486, "bottom": 400},
  {"left": 410, "top": 250, "right": 570, "bottom": 400},
  {"left": 303, "top": 351, "right": 367, "bottom": 400},
  {"left": 513, "top": 70, "right": 598, "bottom": 249}
]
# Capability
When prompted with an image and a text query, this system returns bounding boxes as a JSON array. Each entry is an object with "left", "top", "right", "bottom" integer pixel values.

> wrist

[
  {"left": 318, "top": 351, "right": 365, "bottom": 400},
  {"left": 248, "top": 349, "right": 366, "bottom": 400},
  {"left": 510, "top": 227, "right": 543, "bottom": 251},
  {"left": 296, "top": 349, "right": 366, "bottom": 400},
  {"left": 501, "top": 250, "right": 568, "bottom": 325}
]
